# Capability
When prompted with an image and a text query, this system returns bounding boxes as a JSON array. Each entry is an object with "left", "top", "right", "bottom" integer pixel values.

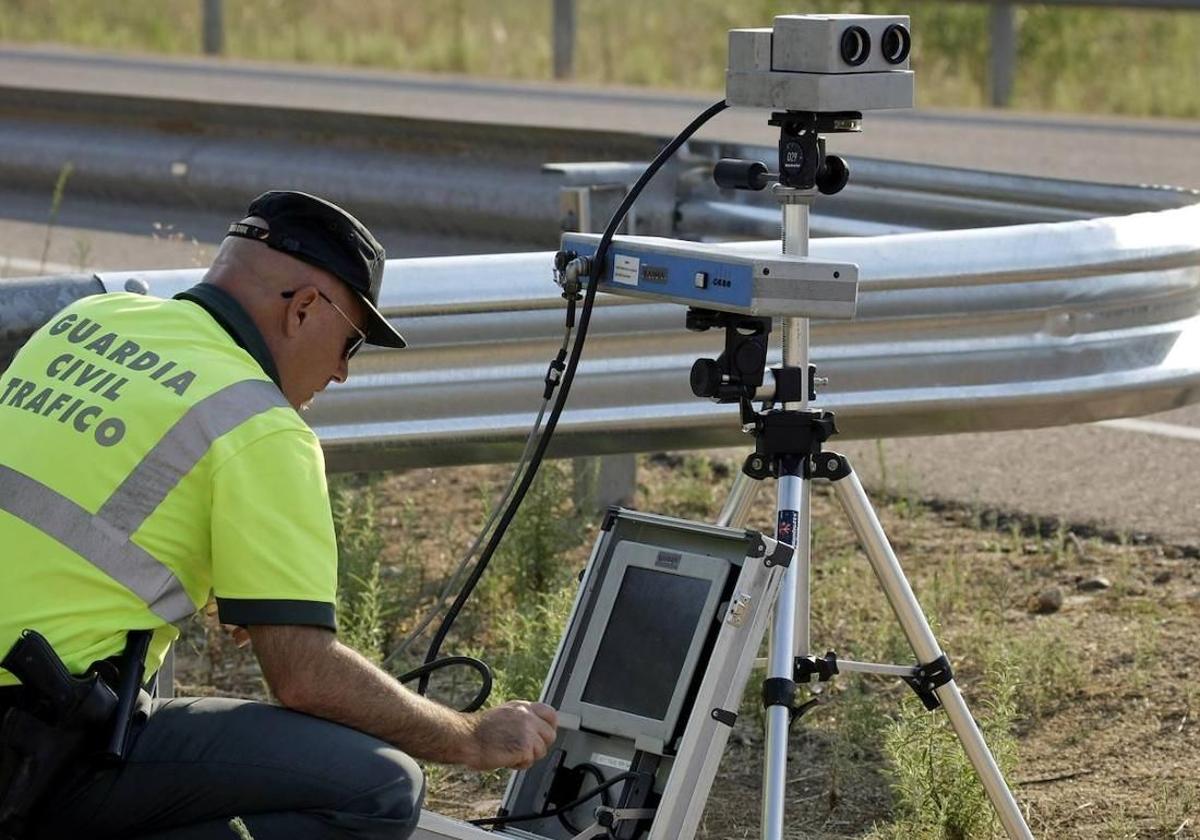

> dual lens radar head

[
  {"left": 839, "top": 21, "right": 911, "bottom": 67},
  {"left": 726, "top": 14, "right": 915, "bottom": 113}
]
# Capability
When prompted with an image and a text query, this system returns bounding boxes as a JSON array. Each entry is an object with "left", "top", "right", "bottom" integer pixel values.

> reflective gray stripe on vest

[
  {"left": 0, "top": 465, "right": 195, "bottom": 622},
  {"left": 1, "top": 379, "right": 288, "bottom": 623},
  {"left": 99, "top": 380, "right": 287, "bottom": 534}
]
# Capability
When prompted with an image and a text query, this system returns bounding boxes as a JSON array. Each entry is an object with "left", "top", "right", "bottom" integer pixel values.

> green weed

[
  {"left": 71, "top": 237, "right": 92, "bottom": 272},
  {"left": 329, "top": 474, "right": 392, "bottom": 664},
  {"left": 873, "top": 662, "right": 1020, "bottom": 840},
  {"left": 485, "top": 458, "right": 583, "bottom": 605},
  {"left": 1150, "top": 780, "right": 1198, "bottom": 837},
  {"left": 39, "top": 161, "right": 73, "bottom": 274},
  {"left": 481, "top": 585, "right": 576, "bottom": 706}
]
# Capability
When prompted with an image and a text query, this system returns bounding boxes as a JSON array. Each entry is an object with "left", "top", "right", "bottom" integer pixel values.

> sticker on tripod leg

[{"left": 776, "top": 510, "right": 799, "bottom": 549}]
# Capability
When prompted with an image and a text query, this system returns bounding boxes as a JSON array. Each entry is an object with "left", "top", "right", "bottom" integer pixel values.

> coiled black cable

[
  {"left": 558, "top": 762, "right": 611, "bottom": 835},
  {"left": 397, "top": 656, "right": 492, "bottom": 713}
]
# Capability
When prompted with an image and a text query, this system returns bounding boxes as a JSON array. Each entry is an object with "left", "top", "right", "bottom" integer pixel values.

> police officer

[{"left": 0, "top": 191, "right": 558, "bottom": 839}]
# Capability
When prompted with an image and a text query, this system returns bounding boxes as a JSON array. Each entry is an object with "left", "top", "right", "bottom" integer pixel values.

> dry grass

[
  {"left": 173, "top": 452, "right": 1200, "bottom": 837},
  {"left": 2, "top": 0, "right": 1199, "bottom": 117}
]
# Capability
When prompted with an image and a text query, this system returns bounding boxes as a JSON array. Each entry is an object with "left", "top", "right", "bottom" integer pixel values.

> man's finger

[
  {"left": 535, "top": 718, "right": 556, "bottom": 749},
  {"left": 510, "top": 749, "right": 532, "bottom": 771},
  {"left": 531, "top": 702, "right": 557, "bottom": 721}
]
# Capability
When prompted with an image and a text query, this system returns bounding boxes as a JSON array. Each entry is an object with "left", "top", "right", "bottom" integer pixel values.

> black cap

[{"left": 226, "top": 190, "right": 406, "bottom": 348}]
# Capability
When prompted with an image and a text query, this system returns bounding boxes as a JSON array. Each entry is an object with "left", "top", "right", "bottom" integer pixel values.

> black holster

[
  {"left": 0, "top": 709, "right": 88, "bottom": 840},
  {"left": 0, "top": 630, "right": 152, "bottom": 839}
]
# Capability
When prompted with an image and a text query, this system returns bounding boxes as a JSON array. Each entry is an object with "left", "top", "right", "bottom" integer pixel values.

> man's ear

[{"left": 281, "top": 286, "right": 320, "bottom": 338}]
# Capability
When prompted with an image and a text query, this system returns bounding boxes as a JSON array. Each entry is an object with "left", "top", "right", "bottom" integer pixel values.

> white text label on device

[
  {"left": 614, "top": 254, "right": 640, "bottom": 286},
  {"left": 590, "top": 753, "right": 633, "bottom": 771}
]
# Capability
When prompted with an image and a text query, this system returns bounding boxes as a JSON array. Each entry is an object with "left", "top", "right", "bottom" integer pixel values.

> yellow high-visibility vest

[{"left": 0, "top": 289, "right": 338, "bottom": 684}]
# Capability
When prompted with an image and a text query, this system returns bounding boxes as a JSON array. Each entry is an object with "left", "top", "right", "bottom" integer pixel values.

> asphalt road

[
  {"left": 0, "top": 46, "right": 1196, "bottom": 547},
  {"left": 3, "top": 44, "right": 1200, "bottom": 188}
]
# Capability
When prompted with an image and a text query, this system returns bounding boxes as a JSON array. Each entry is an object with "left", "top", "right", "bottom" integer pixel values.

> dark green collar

[{"left": 174, "top": 283, "right": 282, "bottom": 389}]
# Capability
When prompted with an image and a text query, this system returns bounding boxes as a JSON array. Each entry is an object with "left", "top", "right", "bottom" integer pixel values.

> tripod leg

[
  {"left": 830, "top": 462, "right": 1034, "bottom": 840},
  {"left": 717, "top": 469, "right": 762, "bottom": 528},
  {"left": 761, "top": 466, "right": 810, "bottom": 840}
]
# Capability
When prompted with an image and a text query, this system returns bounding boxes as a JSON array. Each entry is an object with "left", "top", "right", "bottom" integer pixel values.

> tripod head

[
  {"left": 714, "top": 109, "right": 861, "bottom": 196},
  {"left": 686, "top": 308, "right": 772, "bottom": 404}
]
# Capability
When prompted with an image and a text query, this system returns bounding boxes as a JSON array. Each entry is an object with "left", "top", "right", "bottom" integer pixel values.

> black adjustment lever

[{"left": 714, "top": 158, "right": 774, "bottom": 191}]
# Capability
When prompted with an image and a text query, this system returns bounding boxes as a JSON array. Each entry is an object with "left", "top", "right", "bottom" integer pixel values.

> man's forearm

[{"left": 257, "top": 627, "right": 476, "bottom": 765}]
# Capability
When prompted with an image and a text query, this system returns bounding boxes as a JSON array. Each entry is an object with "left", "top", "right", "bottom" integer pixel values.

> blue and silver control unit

[{"left": 559, "top": 233, "right": 859, "bottom": 319}]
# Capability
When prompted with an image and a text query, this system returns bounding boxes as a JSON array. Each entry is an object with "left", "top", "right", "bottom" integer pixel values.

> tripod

[{"left": 699, "top": 112, "right": 1035, "bottom": 840}]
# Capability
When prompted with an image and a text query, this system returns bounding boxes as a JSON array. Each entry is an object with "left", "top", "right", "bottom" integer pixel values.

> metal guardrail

[
  {"left": 5, "top": 197, "right": 1191, "bottom": 473},
  {"left": 2, "top": 81, "right": 1196, "bottom": 249},
  {"left": 1, "top": 78, "right": 1197, "bottom": 473}
]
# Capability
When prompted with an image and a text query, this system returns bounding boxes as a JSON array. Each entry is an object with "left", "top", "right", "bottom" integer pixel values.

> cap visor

[{"left": 355, "top": 292, "right": 407, "bottom": 349}]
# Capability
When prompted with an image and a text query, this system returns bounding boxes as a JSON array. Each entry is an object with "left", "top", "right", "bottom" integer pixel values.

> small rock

[
  {"left": 1152, "top": 570, "right": 1172, "bottom": 585},
  {"left": 1028, "top": 587, "right": 1064, "bottom": 614},
  {"left": 1077, "top": 576, "right": 1112, "bottom": 592}
]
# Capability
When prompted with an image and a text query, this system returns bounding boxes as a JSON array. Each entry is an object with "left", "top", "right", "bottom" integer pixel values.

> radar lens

[
  {"left": 882, "top": 24, "right": 911, "bottom": 64},
  {"left": 840, "top": 26, "right": 870, "bottom": 67}
]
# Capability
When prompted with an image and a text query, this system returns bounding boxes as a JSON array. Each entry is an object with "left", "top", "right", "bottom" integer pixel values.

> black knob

[
  {"left": 714, "top": 159, "right": 771, "bottom": 191},
  {"left": 816, "top": 155, "right": 850, "bottom": 196},
  {"left": 733, "top": 342, "right": 767, "bottom": 380},
  {"left": 690, "top": 359, "right": 723, "bottom": 398}
]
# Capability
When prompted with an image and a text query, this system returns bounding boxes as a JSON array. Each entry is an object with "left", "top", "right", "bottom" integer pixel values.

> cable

[
  {"left": 558, "top": 762, "right": 611, "bottom": 835},
  {"left": 418, "top": 99, "right": 729, "bottom": 695},
  {"left": 469, "top": 771, "right": 637, "bottom": 828},
  {"left": 396, "top": 656, "right": 492, "bottom": 713},
  {"left": 381, "top": 321, "right": 572, "bottom": 671}
]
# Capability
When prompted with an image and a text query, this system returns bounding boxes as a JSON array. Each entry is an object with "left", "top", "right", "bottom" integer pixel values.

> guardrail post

[
  {"left": 203, "top": 0, "right": 224, "bottom": 56},
  {"left": 574, "top": 455, "right": 637, "bottom": 515},
  {"left": 989, "top": 2, "right": 1016, "bottom": 107},
  {"left": 553, "top": 0, "right": 576, "bottom": 80}
]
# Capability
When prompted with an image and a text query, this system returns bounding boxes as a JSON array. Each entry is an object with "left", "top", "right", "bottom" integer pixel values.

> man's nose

[{"left": 332, "top": 356, "right": 350, "bottom": 384}]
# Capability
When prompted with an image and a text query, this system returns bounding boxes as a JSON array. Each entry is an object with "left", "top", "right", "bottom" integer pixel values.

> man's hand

[
  {"left": 247, "top": 625, "right": 558, "bottom": 769},
  {"left": 462, "top": 701, "right": 558, "bottom": 771}
]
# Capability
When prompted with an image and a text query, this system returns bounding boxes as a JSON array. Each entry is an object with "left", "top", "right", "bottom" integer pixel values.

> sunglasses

[{"left": 281, "top": 290, "right": 366, "bottom": 360}]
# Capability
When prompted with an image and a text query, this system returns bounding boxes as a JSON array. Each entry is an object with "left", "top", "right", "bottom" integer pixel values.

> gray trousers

[{"left": 31, "top": 697, "right": 425, "bottom": 839}]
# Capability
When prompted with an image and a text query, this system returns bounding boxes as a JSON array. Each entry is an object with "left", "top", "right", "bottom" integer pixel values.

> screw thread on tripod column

[{"left": 780, "top": 198, "right": 811, "bottom": 411}]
